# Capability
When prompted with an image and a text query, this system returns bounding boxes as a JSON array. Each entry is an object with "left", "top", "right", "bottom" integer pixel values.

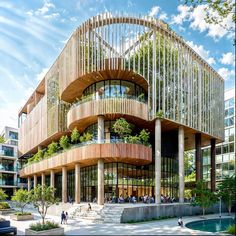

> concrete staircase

[
  {"left": 70, "top": 204, "right": 124, "bottom": 223},
  {"left": 100, "top": 205, "right": 124, "bottom": 223},
  {"left": 70, "top": 204, "right": 104, "bottom": 223}
]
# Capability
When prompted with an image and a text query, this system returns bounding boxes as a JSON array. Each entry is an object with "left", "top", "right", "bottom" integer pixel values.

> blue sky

[{"left": 0, "top": 0, "right": 235, "bottom": 131}]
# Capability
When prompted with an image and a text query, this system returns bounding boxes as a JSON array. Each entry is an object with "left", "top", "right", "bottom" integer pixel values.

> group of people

[
  {"left": 60, "top": 211, "right": 69, "bottom": 224},
  {"left": 161, "top": 194, "right": 177, "bottom": 203},
  {"left": 140, "top": 195, "right": 155, "bottom": 203}
]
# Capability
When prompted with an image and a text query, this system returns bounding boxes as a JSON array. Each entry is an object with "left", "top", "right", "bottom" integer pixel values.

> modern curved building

[{"left": 19, "top": 14, "right": 224, "bottom": 205}]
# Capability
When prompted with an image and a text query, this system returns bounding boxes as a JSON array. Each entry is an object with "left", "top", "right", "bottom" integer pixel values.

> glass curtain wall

[
  {"left": 83, "top": 79, "right": 147, "bottom": 102},
  {"left": 80, "top": 162, "right": 178, "bottom": 202},
  {"left": 67, "top": 170, "right": 75, "bottom": 200},
  {"left": 55, "top": 173, "right": 62, "bottom": 200}
]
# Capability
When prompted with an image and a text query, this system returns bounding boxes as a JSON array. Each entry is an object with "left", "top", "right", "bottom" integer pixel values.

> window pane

[{"left": 229, "top": 98, "right": 234, "bottom": 107}]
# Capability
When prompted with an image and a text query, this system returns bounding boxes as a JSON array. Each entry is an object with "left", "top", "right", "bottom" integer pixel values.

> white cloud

[
  {"left": 36, "top": 68, "right": 49, "bottom": 82},
  {"left": 218, "top": 67, "right": 235, "bottom": 80},
  {"left": 171, "top": 5, "right": 191, "bottom": 25},
  {"left": 70, "top": 17, "right": 77, "bottom": 22},
  {"left": 35, "top": 1, "right": 55, "bottom": 15},
  {"left": 171, "top": 4, "right": 234, "bottom": 40},
  {"left": 186, "top": 41, "right": 216, "bottom": 65},
  {"left": 27, "top": 1, "right": 60, "bottom": 19},
  {"left": 159, "top": 13, "right": 168, "bottom": 21},
  {"left": 149, "top": 6, "right": 160, "bottom": 17},
  {"left": 220, "top": 52, "right": 235, "bottom": 65}
]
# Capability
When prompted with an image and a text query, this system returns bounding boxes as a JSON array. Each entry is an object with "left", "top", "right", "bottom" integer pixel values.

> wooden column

[
  {"left": 50, "top": 170, "right": 55, "bottom": 188},
  {"left": 210, "top": 139, "right": 216, "bottom": 192},
  {"left": 195, "top": 133, "right": 202, "bottom": 181},
  {"left": 62, "top": 167, "right": 67, "bottom": 203},
  {"left": 155, "top": 118, "right": 161, "bottom": 204},
  {"left": 41, "top": 173, "right": 45, "bottom": 186},
  {"left": 27, "top": 177, "right": 31, "bottom": 192},
  {"left": 75, "top": 163, "right": 81, "bottom": 204},
  {"left": 178, "top": 126, "right": 185, "bottom": 203},
  {"left": 98, "top": 159, "right": 104, "bottom": 205},
  {"left": 34, "top": 175, "right": 37, "bottom": 188}
]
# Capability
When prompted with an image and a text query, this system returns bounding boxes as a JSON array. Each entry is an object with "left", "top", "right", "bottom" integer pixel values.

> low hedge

[
  {"left": 227, "top": 224, "right": 236, "bottom": 235},
  {"left": 29, "top": 221, "right": 60, "bottom": 231},
  {"left": 15, "top": 212, "right": 32, "bottom": 216},
  {"left": 0, "top": 202, "right": 10, "bottom": 209}
]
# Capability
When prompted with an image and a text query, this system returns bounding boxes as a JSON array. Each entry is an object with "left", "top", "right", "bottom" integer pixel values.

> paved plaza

[{"left": 4, "top": 212, "right": 231, "bottom": 235}]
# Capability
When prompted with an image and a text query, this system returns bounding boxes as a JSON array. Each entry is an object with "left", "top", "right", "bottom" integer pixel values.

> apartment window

[
  {"left": 1, "top": 146, "right": 14, "bottom": 157},
  {"left": 229, "top": 142, "right": 234, "bottom": 153},
  {"left": 9, "top": 131, "right": 18, "bottom": 140}
]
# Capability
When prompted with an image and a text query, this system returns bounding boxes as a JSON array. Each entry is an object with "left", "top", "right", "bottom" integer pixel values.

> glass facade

[
  {"left": 85, "top": 121, "right": 139, "bottom": 142},
  {"left": 83, "top": 79, "right": 147, "bottom": 102},
  {"left": 203, "top": 90, "right": 235, "bottom": 183},
  {"left": 80, "top": 160, "right": 178, "bottom": 202}
]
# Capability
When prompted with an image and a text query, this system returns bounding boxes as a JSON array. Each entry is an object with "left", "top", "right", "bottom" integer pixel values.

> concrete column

[
  {"left": 195, "top": 133, "right": 202, "bottom": 181},
  {"left": 62, "top": 167, "right": 67, "bottom": 203},
  {"left": 155, "top": 118, "right": 161, "bottom": 204},
  {"left": 27, "top": 177, "right": 31, "bottom": 192},
  {"left": 41, "top": 173, "right": 45, "bottom": 186},
  {"left": 98, "top": 115, "right": 104, "bottom": 143},
  {"left": 210, "top": 139, "right": 216, "bottom": 192},
  {"left": 34, "top": 175, "right": 37, "bottom": 188},
  {"left": 75, "top": 163, "right": 81, "bottom": 204},
  {"left": 98, "top": 159, "right": 104, "bottom": 205},
  {"left": 178, "top": 126, "right": 185, "bottom": 203},
  {"left": 50, "top": 170, "right": 55, "bottom": 188}
]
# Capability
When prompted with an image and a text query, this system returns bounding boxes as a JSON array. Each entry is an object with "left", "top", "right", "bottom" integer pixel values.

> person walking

[
  {"left": 65, "top": 212, "right": 68, "bottom": 224},
  {"left": 61, "top": 211, "right": 65, "bottom": 224},
  {"left": 178, "top": 217, "right": 183, "bottom": 227}
]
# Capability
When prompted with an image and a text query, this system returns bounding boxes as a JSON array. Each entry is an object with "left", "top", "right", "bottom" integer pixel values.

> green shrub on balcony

[
  {"left": 139, "top": 129, "right": 150, "bottom": 146},
  {"left": 59, "top": 135, "right": 70, "bottom": 150},
  {"left": 113, "top": 118, "right": 132, "bottom": 139},
  {"left": 79, "top": 132, "right": 93, "bottom": 143},
  {"left": 71, "top": 128, "right": 80, "bottom": 143},
  {"left": 127, "top": 135, "right": 140, "bottom": 144},
  {"left": 45, "top": 142, "right": 58, "bottom": 157}
]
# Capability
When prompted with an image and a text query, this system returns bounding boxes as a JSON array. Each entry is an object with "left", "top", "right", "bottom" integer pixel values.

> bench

[{"left": 0, "top": 220, "right": 17, "bottom": 235}]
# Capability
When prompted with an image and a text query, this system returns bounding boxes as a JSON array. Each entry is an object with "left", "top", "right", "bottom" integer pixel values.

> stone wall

[{"left": 121, "top": 203, "right": 227, "bottom": 223}]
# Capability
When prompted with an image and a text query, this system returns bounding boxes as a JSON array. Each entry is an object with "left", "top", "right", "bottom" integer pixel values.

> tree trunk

[
  {"left": 42, "top": 216, "right": 45, "bottom": 225},
  {"left": 202, "top": 208, "right": 205, "bottom": 216}
]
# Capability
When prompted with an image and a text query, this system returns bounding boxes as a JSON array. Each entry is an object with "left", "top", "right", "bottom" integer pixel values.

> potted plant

[
  {"left": 0, "top": 189, "right": 14, "bottom": 215},
  {"left": 10, "top": 189, "right": 33, "bottom": 221},
  {"left": 25, "top": 185, "right": 63, "bottom": 235}
]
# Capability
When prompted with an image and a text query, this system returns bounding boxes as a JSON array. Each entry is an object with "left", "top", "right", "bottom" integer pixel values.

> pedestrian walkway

[{"left": 4, "top": 212, "right": 231, "bottom": 235}]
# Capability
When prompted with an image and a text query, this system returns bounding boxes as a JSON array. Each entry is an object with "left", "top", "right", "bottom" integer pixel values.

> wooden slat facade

[
  {"left": 20, "top": 143, "right": 152, "bottom": 177},
  {"left": 67, "top": 98, "right": 148, "bottom": 130}
]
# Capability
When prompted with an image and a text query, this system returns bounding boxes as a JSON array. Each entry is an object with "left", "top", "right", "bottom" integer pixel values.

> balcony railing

[
  {"left": 24, "top": 138, "right": 152, "bottom": 168},
  {"left": 71, "top": 94, "right": 147, "bottom": 108},
  {"left": 0, "top": 166, "right": 18, "bottom": 172},
  {"left": 0, "top": 180, "right": 17, "bottom": 186},
  {"left": 0, "top": 149, "right": 15, "bottom": 157}
]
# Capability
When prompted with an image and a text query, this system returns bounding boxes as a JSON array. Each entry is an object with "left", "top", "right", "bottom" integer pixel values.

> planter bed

[
  {"left": 10, "top": 214, "right": 34, "bottom": 221},
  {"left": 0, "top": 209, "right": 15, "bottom": 215},
  {"left": 25, "top": 227, "right": 64, "bottom": 235}
]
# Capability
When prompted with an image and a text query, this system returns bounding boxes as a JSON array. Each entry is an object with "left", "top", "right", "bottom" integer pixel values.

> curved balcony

[
  {"left": 67, "top": 96, "right": 148, "bottom": 130},
  {"left": 20, "top": 140, "right": 152, "bottom": 177}
]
